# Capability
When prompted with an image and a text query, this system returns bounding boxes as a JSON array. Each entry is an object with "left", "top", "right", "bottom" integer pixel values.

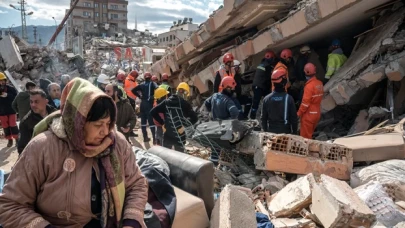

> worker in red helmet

[
  {"left": 132, "top": 71, "right": 159, "bottom": 143},
  {"left": 251, "top": 50, "right": 277, "bottom": 119},
  {"left": 297, "top": 63, "right": 324, "bottom": 139},
  {"left": 213, "top": 53, "right": 235, "bottom": 93},
  {"left": 151, "top": 75, "right": 160, "bottom": 85},
  {"left": 159, "top": 73, "right": 172, "bottom": 95},
  {"left": 116, "top": 72, "right": 126, "bottom": 87},
  {"left": 261, "top": 68, "right": 298, "bottom": 134},
  {"left": 272, "top": 48, "right": 295, "bottom": 92},
  {"left": 124, "top": 70, "right": 139, "bottom": 109}
]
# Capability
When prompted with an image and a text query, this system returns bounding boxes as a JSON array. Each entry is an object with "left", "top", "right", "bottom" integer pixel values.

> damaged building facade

[{"left": 148, "top": 0, "right": 405, "bottom": 138}]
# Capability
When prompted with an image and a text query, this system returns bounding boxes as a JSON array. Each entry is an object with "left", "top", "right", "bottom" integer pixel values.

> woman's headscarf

[{"left": 33, "top": 78, "right": 126, "bottom": 228}]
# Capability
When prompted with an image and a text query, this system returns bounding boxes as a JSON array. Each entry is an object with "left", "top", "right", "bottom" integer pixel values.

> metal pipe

[{"left": 47, "top": 0, "right": 79, "bottom": 47}]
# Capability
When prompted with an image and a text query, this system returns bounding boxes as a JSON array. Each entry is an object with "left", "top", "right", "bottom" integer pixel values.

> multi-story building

[
  {"left": 65, "top": 0, "right": 128, "bottom": 50},
  {"left": 157, "top": 18, "right": 199, "bottom": 47}
]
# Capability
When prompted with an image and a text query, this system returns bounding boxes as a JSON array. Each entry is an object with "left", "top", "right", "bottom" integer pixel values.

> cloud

[{"left": 0, "top": 0, "right": 222, "bottom": 34}]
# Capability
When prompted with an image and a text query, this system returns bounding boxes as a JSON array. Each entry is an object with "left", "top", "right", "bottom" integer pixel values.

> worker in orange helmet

[
  {"left": 116, "top": 72, "right": 126, "bottom": 87},
  {"left": 297, "top": 63, "right": 324, "bottom": 139},
  {"left": 213, "top": 53, "right": 235, "bottom": 93},
  {"left": 124, "top": 70, "right": 139, "bottom": 109},
  {"left": 272, "top": 48, "right": 295, "bottom": 92},
  {"left": 261, "top": 68, "right": 298, "bottom": 134}
]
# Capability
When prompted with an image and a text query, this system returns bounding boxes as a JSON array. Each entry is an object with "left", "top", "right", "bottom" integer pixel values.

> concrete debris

[
  {"left": 0, "top": 36, "right": 24, "bottom": 71},
  {"left": 347, "top": 109, "right": 369, "bottom": 135},
  {"left": 355, "top": 181, "right": 405, "bottom": 227},
  {"left": 210, "top": 185, "right": 257, "bottom": 228},
  {"left": 350, "top": 160, "right": 405, "bottom": 188},
  {"left": 368, "top": 107, "right": 389, "bottom": 119},
  {"left": 312, "top": 175, "right": 376, "bottom": 228},
  {"left": 394, "top": 222, "right": 405, "bottom": 228},
  {"left": 268, "top": 174, "right": 315, "bottom": 218},
  {"left": 271, "top": 218, "right": 316, "bottom": 228},
  {"left": 334, "top": 133, "right": 405, "bottom": 162}
]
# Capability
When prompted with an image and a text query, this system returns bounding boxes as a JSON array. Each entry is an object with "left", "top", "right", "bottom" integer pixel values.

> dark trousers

[
  {"left": 251, "top": 86, "right": 270, "bottom": 119},
  {"left": 237, "top": 95, "right": 252, "bottom": 119},
  {"left": 163, "top": 135, "right": 185, "bottom": 152},
  {"left": 140, "top": 102, "right": 156, "bottom": 140}
]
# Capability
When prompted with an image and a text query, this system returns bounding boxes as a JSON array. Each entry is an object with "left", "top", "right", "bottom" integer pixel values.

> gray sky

[{"left": 0, "top": 0, "right": 222, "bottom": 34}]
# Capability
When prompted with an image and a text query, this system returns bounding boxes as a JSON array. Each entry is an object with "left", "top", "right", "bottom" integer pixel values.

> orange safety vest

[
  {"left": 272, "top": 62, "right": 290, "bottom": 91},
  {"left": 124, "top": 75, "right": 138, "bottom": 100},
  {"left": 217, "top": 66, "right": 235, "bottom": 92}
]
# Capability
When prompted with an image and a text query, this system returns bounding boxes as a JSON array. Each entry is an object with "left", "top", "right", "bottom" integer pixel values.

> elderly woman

[{"left": 0, "top": 78, "right": 148, "bottom": 228}]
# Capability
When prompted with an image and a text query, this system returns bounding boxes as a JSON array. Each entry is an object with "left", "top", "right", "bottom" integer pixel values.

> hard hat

[
  {"left": 144, "top": 72, "right": 152, "bottom": 79},
  {"left": 117, "top": 72, "right": 126, "bottom": 81},
  {"left": 97, "top": 74, "right": 110, "bottom": 84},
  {"left": 265, "top": 51, "right": 276, "bottom": 59},
  {"left": 233, "top": 60, "right": 241, "bottom": 67},
  {"left": 331, "top": 39, "right": 341, "bottom": 47},
  {"left": 271, "top": 68, "right": 287, "bottom": 83},
  {"left": 280, "top": 49, "right": 293, "bottom": 60},
  {"left": 300, "top": 46, "right": 311, "bottom": 54},
  {"left": 221, "top": 76, "right": 236, "bottom": 90},
  {"left": 177, "top": 82, "right": 190, "bottom": 96},
  {"left": 0, "top": 72, "right": 6, "bottom": 80},
  {"left": 154, "top": 87, "right": 169, "bottom": 99},
  {"left": 162, "top": 73, "right": 169, "bottom": 80},
  {"left": 129, "top": 70, "right": 139, "bottom": 78},
  {"left": 152, "top": 75, "right": 158, "bottom": 82},
  {"left": 222, "top": 53, "right": 234, "bottom": 64},
  {"left": 304, "top": 63, "right": 317, "bottom": 76}
]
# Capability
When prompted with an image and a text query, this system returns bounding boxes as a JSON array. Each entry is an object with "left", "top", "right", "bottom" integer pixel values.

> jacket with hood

[
  {"left": 0, "top": 84, "right": 18, "bottom": 116},
  {"left": 17, "top": 105, "right": 56, "bottom": 153},
  {"left": 150, "top": 94, "right": 198, "bottom": 141},
  {"left": 205, "top": 92, "right": 239, "bottom": 120},
  {"left": 12, "top": 90, "right": 31, "bottom": 118},
  {"left": 0, "top": 78, "right": 148, "bottom": 228},
  {"left": 252, "top": 60, "right": 274, "bottom": 91},
  {"left": 325, "top": 48, "right": 347, "bottom": 79},
  {"left": 116, "top": 98, "right": 137, "bottom": 137}
]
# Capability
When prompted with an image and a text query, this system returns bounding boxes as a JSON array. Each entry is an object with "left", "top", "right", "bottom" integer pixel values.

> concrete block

[
  {"left": 271, "top": 218, "right": 315, "bottom": 228},
  {"left": 0, "top": 36, "right": 24, "bottom": 71},
  {"left": 334, "top": 133, "right": 405, "bottom": 162},
  {"left": 386, "top": 61, "right": 405, "bottom": 81},
  {"left": 166, "top": 53, "right": 180, "bottom": 72},
  {"left": 279, "top": 10, "right": 309, "bottom": 38},
  {"left": 317, "top": 0, "right": 338, "bottom": 18},
  {"left": 268, "top": 174, "right": 315, "bottom": 217},
  {"left": 252, "top": 31, "right": 273, "bottom": 55},
  {"left": 321, "top": 94, "right": 337, "bottom": 113},
  {"left": 356, "top": 64, "right": 386, "bottom": 88},
  {"left": 210, "top": 185, "right": 257, "bottom": 228},
  {"left": 190, "top": 33, "right": 201, "bottom": 47},
  {"left": 198, "top": 26, "right": 211, "bottom": 42},
  {"left": 183, "top": 39, "right": 196, "bottom": 55},
  {"left": 312, "top": 175, "right": 376, "bottom": 228},
  {"left": 269, "top": 25, "right": 283, "bottom": 43},
  {"left": 174, "top": 44, "right": 186, "bottom": 61},
  {"left": 238, "top": 40, "right": 254, "bottom": 60},
  {"left": 205, "top": 17, "right": 216, "bottom": 33},
  {"left": 305, "top": 2, "right": 321, "bottom": 24},
  {"left": 347, "top": 109, "right": 369, "bottom": 135},
  {"left": 329, "top": 81, "right": 359, "bottom": 105}
]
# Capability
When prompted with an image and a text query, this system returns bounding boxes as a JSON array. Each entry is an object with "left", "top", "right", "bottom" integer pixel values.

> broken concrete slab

[
  {"left": 268, "top": 174, "right": 315, "bottom": 218},
  {"left": 210, "top": 185, "right": 257, "bottom": 228},
  {"left": 386, "top": 60, "right": 405, "bottom": 81},
  {"left": 0, "top": 35, "right": 24, "bottom": 71},
  {"left": 368, "top": 106, "right": 389, "bottom": 119},
  {"left": 312, "top": 175, "right": 376, "bottom": 228},
  {"left": 347, "top": 109, "right": 369, "bottom": 135},
  {"left": 271, "top": 218, "right": 316, "bottom": 228},
  {"left": 334, "top": 133, "right": 405, "bottom": 162}
]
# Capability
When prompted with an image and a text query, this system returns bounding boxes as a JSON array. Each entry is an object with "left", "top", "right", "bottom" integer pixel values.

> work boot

[
  {"left": 249, "top": 110, "right": 257, "bottom": 120},
  {"left": 7, "top": 139, "right": 13, "bottom": 148},
  {"left": 143, "top": 137, "right": 151, "bottom": 143}
]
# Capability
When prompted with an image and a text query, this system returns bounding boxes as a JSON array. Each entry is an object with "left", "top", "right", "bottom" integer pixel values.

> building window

[
  {"left": 83, "top": 11, "right": 91, "bottom": 17},
  {"left": 103, "top": 13, "right": 107, "bottom": 18},
  {"left": 123, "top": 14, "right": 126, "bottom": 17},
  {"left": 110, "top": 14, "right": 118, "bottom": 19},
  {"left": 84, "top": 2, "right": 91, "bottom": 7},
  {"left": 95, "top": 12, "right": 99, "bottom": 17},
  {"left": 110, "top": 5, "right": 118, "bottom": 9},
  {"left": 102, "top": 4, "right": 107, "bottom": 8},
  {"left": 94, "top": 3, "right": 99, "bottom": 8}
]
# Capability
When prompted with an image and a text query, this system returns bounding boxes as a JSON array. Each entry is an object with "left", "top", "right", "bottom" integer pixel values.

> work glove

[{"left": 0, "top": 93, "right": 7, "bottom": 98}]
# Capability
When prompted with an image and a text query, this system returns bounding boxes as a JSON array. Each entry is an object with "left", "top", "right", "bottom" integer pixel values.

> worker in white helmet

[{"left": 96, "top": 74, "right": 110, "bottom": 92}]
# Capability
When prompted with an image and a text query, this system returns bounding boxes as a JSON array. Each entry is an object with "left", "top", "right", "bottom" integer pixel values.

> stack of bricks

[{"left": 247, "top": 132, "right": 353, "bottom": 180}]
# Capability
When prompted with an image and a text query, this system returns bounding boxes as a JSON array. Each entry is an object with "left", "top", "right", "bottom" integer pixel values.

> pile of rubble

[{"left": 0, "top": 35, "right": 88, "bottom": 89}]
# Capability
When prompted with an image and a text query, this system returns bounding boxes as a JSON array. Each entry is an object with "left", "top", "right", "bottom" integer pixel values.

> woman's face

[{"left": 84, "top": 116, "right": 111, "bottom": 145}]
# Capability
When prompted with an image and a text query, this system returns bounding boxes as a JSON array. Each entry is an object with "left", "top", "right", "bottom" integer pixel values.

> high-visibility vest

[
  {"left": 124, "top": 76, "right": 138, "bottom": 100},
  {"left": 217, "top": 66, "right": 235, "bottom": 92}
]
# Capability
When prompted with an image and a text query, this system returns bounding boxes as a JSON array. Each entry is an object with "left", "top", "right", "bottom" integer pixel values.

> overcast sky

[{"left": 0, "top": 0, "right": 222, "bottom": 34}]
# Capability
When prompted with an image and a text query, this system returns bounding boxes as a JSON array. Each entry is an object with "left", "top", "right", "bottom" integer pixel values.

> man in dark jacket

[
  {"left": 18, "top": 89, "right": 56, "bottom": 154},
  {"left": 261, "top": 68, "right": 298, "bottom": 134},
  {"left": 205, "top": 76, "right": 239, "bottom": 121},
  {"left": 12, "top": 81, "right": 36, "bottom": 119},
  {"left": 0, "top": 72, "right": 19, "bottom": 147},
  {"left": 105, "top": 84, "right": 136, "bottom": 141},
  {"left": 150, "top": 82, "right": 198, "bottom": 152},
  {"left": 233, "top": 60, "right": 252, "bottom": 119},
  {"left": 132, "top": 72, "right": 158, "bottom": 143},
  {"left": 251, "top": 51, "right": 277, "bottom": 119}
]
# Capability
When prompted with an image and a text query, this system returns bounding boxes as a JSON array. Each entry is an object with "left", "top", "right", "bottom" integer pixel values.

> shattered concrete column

[
  {"left": 0, "top": 36, "right": 24, "bottom": 71},
  {"left": 386, "top": 61, "right": 405, "bottom": 81},
  {"left": 312, "top": 175, "right": 376, "bottom": 228},
  {"left": 210, "top": 185, "right": 257, "bottom": 228}
]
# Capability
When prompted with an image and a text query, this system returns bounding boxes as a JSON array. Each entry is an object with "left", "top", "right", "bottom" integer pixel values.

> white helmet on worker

[
  {"left": 97, "top": 74, "right": 110, "bottom": 84},
  {"left": 300, "top": 45, "right": 311, "bottom": 54},
  {"left": 233, "top": 60, "right": 241, "bottom": 67}
]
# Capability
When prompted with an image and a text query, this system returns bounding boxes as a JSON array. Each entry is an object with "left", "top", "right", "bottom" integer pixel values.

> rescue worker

[
  {"left": 96, "top": 73, "right": 110, "bottom": 92},
  {"left": 152, "top": 75, "right": 160, "bottom": 85},
  {"left": 12, "top": 81, "right": 36, "bottom": 119},
  {"left": 152, "top": 88, "right": 170, "bottom": 146},
  {"left": 150, "top": 83, "right": 198, "bottom": 152},
  {"left": 132, "top": 72, "right": 158, "bottom": 143},
  {"left": 297, "top": 63, "right": 324, "bottom": 139},
  {"left": 159, "top": 73, "right": 172, "bottom": 95},
  {"left": 272, "top": 48, "right": 295, "bottom": 92},
  {"left": 0, "top": 72, "right": 19, "bottom": 147},
  {"left": 124, "top": 70, "right": 139, "bottom": 109},
  {"left": 261, "top": 68, "right": 298, "bottom": 134},
  {"left": 295, "top": 45, "right": 311, "bottom": 83},
  {"left": 213, "top": 53, "right": 235, "bottom": 93},
  {"left": 205, "top": 76, "right": 239, "bottom": 121},
  {"left": 116, "top": 72, "right": 126, "bottom": 87},
  {"left": 233, "top": 60, "right": 252, "bottom": 119},
  {"left": 250, "top": 51, "right": 277, "bottom": 119},
  {"left": 325, "top": 39, "right": 347, "bottom": 84}
]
